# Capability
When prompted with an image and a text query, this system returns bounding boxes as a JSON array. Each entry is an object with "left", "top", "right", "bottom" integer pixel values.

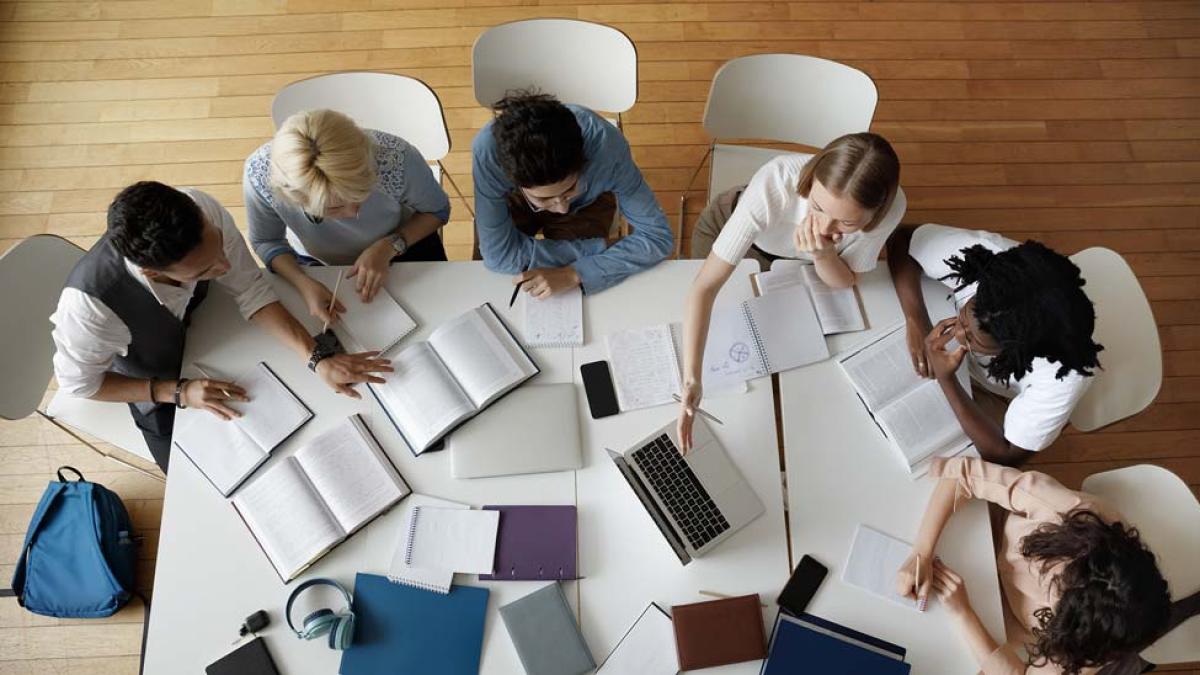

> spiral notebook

[
  {"left": 386, "top": 494, "right": 469, "bottom": 594},
  {"left": 479, "top": 505, "right": 577, "bottom": 581},
  {"left": 522, "top": 286, "right": 583, "bottom": 347},
  {"left": 404, "top": 506, "right": 499, "bottom": 575}
]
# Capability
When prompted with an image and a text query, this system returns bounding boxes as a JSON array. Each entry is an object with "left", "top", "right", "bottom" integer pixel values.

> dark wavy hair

[
  {"left": 107, "top": 181, "right": 204, "bottom": 269},
  {"left": 490, "top": 90, "right": 585, "bottom": 188},
  {"left": 943, "top": 241, "right": 1102, "bottom": 383},
  {"left": 1021, "top": 510, "right": 1170, "bottom": 674}
]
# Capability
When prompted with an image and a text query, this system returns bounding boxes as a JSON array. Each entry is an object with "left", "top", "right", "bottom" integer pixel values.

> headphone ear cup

[
  {"left": 302, "top": 610, "right": 336, "bottom": 641},
  {"left": 336, "top": 612, "right": 356, "bottom": 650}
]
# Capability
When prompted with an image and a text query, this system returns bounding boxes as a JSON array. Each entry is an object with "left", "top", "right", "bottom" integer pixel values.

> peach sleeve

[{"left": 928, "top": 457, "right": 1087, "bottom": 523}]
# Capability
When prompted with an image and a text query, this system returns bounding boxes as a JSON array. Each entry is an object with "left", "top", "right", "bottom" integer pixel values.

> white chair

[
  {"left": 0, "top": 235, "right": 159, "bottom": 478},
  {"left": 472, "top": 19, "right": 637, "bottom": 125},
  {"left": 1082, "top": 465, "right": 1200, "bottom": 664},
  {"left": 272, "top": 71, "right": 473, "bottom": 221},
  {"left": 1068, "top": 247, "right": 1162, "bottom": 431},
  {"left": 681, "top": 54, "right": 878, "bottom": 255}
]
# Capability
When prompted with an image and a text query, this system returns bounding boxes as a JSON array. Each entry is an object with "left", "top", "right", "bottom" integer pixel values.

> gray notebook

[{"left": 499, "top": 582, "right": 595, "bottom": 675}]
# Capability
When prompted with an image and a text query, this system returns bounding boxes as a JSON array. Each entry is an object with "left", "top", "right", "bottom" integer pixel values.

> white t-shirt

[
  {"left": 710, "top": 153, "right": 907, "bottom": 272},
  {"left": 908, "top": 224, "right": 1092, "bottom": 452}
]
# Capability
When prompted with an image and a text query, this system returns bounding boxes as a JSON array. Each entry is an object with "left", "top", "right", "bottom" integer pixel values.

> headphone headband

[{"left": 285, "top": 577, "right": 353, "bottom": 634}]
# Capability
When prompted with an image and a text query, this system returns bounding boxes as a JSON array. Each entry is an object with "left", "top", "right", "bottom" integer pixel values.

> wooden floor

[{"left": 1, "top": 1, "right": 1197, "bottom": 672}]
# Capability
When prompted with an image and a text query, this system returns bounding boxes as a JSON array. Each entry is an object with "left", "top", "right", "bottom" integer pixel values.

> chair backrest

[
  {"left": 703, "top": 54, "right": 878, "bottom": 147},
  {"left": 271, "top": 72, "right": 451, "bottom": 161},
  {"left": 472, "top": 19, "right": 637, "bottom": 113},
  {"left": 1068, "top": 247, "right": 1162, "bottom": 431},
  {"left": 1082, "top": 464, "right": 1200, "bottom": 664},
  {"left": 0, "top": 235, "right": 85, "bottom": 420}
]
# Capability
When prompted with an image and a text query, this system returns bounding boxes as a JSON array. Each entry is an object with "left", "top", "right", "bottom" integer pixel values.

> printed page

[
  {"left": 747, "top": 284, "right": 830, "bottom": 373},
  {"left": 799, "top": 265, "right": 866, "bottom": 334},
  {"left": 232, "top": 458, "right": 343, "bottom": 580},
  {"left": 406, "top": 506, "right": 500, "bottom": 574},
  {"left": 232, "top": 363, "right": 310, "bottom": 451},
  {"left": 429, "top": 307, "right": 531, "bottom": 409},
  {"left": 373, "top": 342, "right": 475, "bottom": 452},
  {"left": 840, "top": 326, "right": 921, "bottom": 412},
  {"left": 842, "top": 524, "right": 919, "bottom": 610},
  {"left": 173, "top": 405, "right": 264, "bottom": 496},
  {"left": 306, "top": 266, "right": 417, "bottom": 354},
  {"left": 522, "top": 286, "right": 583, "bottom": 348},
  {"left": 605, "top": 325, "right": 682, "bottom": 411},
  {"left": 877, "top": 380, "right": 970, "bottom": 467},
  {"left": 695, "top": 304, "right": 767, "bottom": 389},
  {"left": 754, "top": 265, "right": 804, "bottom": 295},
  {"left": 295, "top": 417, "right": 410, "bottom": 534},
  {"left": 597, "top": 604, "right": 680, "bottom": 674}
]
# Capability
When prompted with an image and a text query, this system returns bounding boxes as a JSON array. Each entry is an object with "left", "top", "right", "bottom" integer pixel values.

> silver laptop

[{"left": 607, "top": 417, "right": 764, "bottom": 565}]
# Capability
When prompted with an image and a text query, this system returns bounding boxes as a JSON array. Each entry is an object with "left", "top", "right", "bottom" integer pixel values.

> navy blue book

[
  {"left": 339, "top": 573, "right": 489, "bottom": 675},
  {"left": 761, "top": 611, "right": 910, "bottom": 674}
]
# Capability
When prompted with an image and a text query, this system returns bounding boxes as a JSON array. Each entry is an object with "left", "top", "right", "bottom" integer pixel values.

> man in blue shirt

[{"left": 472, "top": 92, "right": 673, "bottom": 296}]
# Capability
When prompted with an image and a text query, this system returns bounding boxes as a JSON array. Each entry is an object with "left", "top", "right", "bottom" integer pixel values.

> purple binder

[{"left": 479, "top": 505, "right": 578, "bottom": 581}]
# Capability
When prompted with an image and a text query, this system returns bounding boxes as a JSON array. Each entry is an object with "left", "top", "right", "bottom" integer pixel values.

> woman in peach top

[{"left": 894, "top": 457, "right": 1182, "bottom": 674}]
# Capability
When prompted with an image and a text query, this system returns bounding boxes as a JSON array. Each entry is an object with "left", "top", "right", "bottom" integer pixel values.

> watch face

[
  {"left": 315, "top": 329, "right": 339, "bottom": 352},
  {"left": 392, "top": 236, "right": 408, "bottom": 255}
]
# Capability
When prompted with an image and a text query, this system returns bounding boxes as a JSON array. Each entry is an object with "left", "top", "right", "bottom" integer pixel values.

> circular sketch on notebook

[{"left": 729, "top": 341, "right": 751, "bottom": 363}]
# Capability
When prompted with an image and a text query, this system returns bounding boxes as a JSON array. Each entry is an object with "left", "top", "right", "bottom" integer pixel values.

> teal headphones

[{"left": 285, "top": 578, "right": 356, "bottom": 650}]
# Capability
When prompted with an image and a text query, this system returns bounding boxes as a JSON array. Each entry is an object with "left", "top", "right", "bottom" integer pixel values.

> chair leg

[
  {"left": 37, "top": 411, "right": 165, "bottom": 483},
  {"left": 677, "top": 145, "right": 715, "bottom": 258}
]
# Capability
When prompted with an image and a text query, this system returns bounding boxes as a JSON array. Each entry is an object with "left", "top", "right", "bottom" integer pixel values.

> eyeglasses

[{"left": 520, "top": 175, "right": 584, "bottom": 213}]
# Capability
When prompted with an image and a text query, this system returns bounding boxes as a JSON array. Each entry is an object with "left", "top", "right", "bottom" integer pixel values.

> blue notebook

[
  {"left": 761, "top": 611, "right": 910, "bottom": 674},
  {"left": 339, "top": 573, "right": 489, "bottom": 675}
]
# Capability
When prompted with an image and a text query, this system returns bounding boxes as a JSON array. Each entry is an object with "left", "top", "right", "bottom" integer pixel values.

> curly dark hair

[
  {"left": 943, "top": 241, "right": 1103, "bottom": 382},
  {"left": 1021, "top": 510, "right": 1170, "bottom": 674},
  {"left": 490, "top": 91, "right": 585, "bottom": 188},
  {"left": 107, "top": 181, "right": 205, "bottom": 269}
]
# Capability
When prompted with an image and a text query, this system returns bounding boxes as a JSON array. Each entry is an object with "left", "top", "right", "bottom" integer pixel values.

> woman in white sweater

[{"left": 678, "top": 133, "right": 905, "bottom": 451}]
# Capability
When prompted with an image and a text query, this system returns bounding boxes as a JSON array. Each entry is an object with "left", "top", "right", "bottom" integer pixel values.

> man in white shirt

[
  {"left": 886, "top": 223, "right": 1102, "bottom": 466},
  {"left": 51, "top": 181, "right": 393, "bottom": 472}
]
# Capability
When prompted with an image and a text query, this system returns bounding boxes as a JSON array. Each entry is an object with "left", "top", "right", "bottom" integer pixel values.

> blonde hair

[
  {"left": 796, "top": 132, "right": 901, "bottom": 232},
  {"left": 269, "top": 109, "right": 376, "bottom": 217}
]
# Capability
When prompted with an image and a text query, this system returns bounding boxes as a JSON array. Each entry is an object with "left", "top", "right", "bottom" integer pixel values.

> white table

[
  {"left": 573, "top": 260, "right": 791, "bottom": 674},
  {"left": 143, "top": 263, "right": 581, "bottom": 674},
  {"left": 780, "top": 263, "right": 1007, "bottom": 672}
]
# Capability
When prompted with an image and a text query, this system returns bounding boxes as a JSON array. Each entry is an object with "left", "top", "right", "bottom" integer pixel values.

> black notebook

[{"left": 206, "top": 637, "right": 279, "bottom": 675}]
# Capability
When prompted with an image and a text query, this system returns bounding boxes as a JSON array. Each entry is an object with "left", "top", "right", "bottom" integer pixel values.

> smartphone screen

[
  {"left": 777, "top": 555, "right": 829, "bottom": 615},
  {"left": 580, "top": 360, "right": 620, "bottom": 419}
]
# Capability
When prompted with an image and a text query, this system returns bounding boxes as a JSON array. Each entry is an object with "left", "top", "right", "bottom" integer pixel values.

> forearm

[
  {"left": 90, "top": 372, "right": 177, "bottom": 405},
  {"left": 812, "top": 251, "right": 856, "bottom": 288},
  {"left": 249, "top": 301, "right": 315, "bottom": 361},
  {"left": 682, "top": 257, "right": 734, "bottom": 384},
  {"left": 888, "top": 226, "right": 933, "bottom": 329},
  {"left": 914, "top": 478, "right": 959, "bottom": 555},
  {"left": 939, "top": 376, "right": 1033, "bottom": 466},
  {"left": 396, "top": 211, "right": 444, "bottom": 246},
  {"left": 953, "top": 606, "right": 1003, "bottom": 670},
  {"left": 269, "top": 253, "right": 312, "bottom": 289}
]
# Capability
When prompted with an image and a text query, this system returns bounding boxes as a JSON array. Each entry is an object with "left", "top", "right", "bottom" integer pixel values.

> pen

[
  {"left": 509, "top": 240, "right": 538, "bottom": 308},
  {"left": 698, "top": 590, "right": 768, "bottom": 607},
  {"left": 322, "top": 270, "right": 344, "bottom": 334},
  {"left": 194, "top": 365, "right": 234, "bottom": 400},
  {"left": 672, "top": 393, "right": 724, "bottom": 426},
  {"left": 916, "top": 554, "right": 927, "bottom": 612}
]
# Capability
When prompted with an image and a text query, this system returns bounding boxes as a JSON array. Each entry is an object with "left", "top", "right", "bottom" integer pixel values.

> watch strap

[{"left": 174, "top": 378, "right": 189, "bottom": 409}]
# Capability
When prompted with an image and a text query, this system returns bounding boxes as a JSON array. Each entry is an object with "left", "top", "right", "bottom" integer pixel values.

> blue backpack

[{"left": 8, "top": 466, "right": 138, "bottom": 618}]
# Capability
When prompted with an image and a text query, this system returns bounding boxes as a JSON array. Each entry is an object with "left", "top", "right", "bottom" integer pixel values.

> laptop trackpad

[{"left": 687, "top": 442, "right": 740, "bottom": 494}]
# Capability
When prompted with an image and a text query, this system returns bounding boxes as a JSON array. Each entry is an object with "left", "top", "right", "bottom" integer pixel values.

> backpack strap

[{"left": 57, "top": 466, "right": 85, "bottom": 482}]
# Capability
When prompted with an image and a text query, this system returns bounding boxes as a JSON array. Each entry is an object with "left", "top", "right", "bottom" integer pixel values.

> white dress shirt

[{"left": 50, "top": 189, "right": 278, "bottom": 398}]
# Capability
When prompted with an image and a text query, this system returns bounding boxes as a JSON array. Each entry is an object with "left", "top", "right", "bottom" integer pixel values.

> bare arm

[
  {"left": 90, "top": 373, "right": 247, "bottom": 421},
  {"left": 677, "top": 254, "right": 736, "bottom": 452},
  {"left": 812, "top": 248, "right": 857, "bottom": 288},
  {"left": 887, "top": 225, "right": 936, "bottom": 378},
  {"left": 938, "top": 375, "right": 1035, "bottom": 467},
  {"left": 896, "top": 477, "right": 957, "bottom": 603}
]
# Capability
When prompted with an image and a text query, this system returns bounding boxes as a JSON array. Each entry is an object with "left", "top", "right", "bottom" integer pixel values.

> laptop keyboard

[{"left": 631, "top": 434, "right": 730, "bottom": 550}]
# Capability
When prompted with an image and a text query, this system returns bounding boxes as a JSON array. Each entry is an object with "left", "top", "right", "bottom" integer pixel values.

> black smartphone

[
  {"left": 580, "top": 360, "right": 620, "bottom": 419},
  {"left": 777, "top": 555, "right": 828, "bottom": 616}
]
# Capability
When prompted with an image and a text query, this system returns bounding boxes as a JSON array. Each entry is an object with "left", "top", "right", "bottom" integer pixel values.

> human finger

[
  {"left": 346, "top": 264, "right": 359, "bottom": 279},
  {"left": 207, "top": 400, "right": 241, "bottom": 420}
]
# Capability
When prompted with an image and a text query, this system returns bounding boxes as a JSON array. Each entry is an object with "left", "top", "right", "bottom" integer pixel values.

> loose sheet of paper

[
  {"left": 605, "top": 325, "right": 682, "bottom": 411},
  {"left": 405, "top": 506, "right": 500, "bottom": 574},
  {"left": 523, "top": 286, "right": 583, "bottom": 347},
  {"left": 842, "top": 524, "right": 919, "bottom": 610},
  {"left": 597, "top": 604, "right": 680, "bottom": 674}
]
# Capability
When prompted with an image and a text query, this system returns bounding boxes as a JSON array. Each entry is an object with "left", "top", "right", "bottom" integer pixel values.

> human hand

[
  {"left": 930, "top": 558, "right": 973, "bottom": 619},
  {"left": 676, "top": 380, "right": 703, "bottom": 454},
  {"left": 906, "top": 319, "right": 934, "bottom": 379},
  {"left": 895, "top": 551, "right": 934, "bottom": 609},
  {"left": 925, "top": 317, "right": 968, "bottom": 381},
  {"left": 182, "top": 379, "right": 249, "bottom": 421},
  {"left": 315, "top": 351, "right": 394, "bottom": 399},
  {"left": 347, "top": 239, "right": 394, "bottom": 302},
  {"left": 793, "top": 212, "right": 841, "bottom": 257},
  {"left": 514, "top": 265, "right": 581, "bottom": 300},
  {"left": 297, "top": 276, "right": 346, "bottom": 326}
]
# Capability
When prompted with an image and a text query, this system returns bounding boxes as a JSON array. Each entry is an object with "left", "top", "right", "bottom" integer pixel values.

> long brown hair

[{"left": 796, "top": 132, "right": 900, "bottom": 231}]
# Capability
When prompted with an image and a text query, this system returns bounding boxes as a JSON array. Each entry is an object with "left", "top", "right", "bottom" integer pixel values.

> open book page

[
  {"left": 840, "top": 326, "right": 921, "bottom": 412},
  {"left": 695, "top": 304, "right": 767, "bottom": 390},
  {"left": 307, "top": 267, "right": 416, "bottom": 354},
  {"left": 429, "top": 306, "right": 536, "bottom": 409},
  {"left": 746, "top": 284, "right": 830, "bottom": 373},
  {"left": 876, "top": 380, "right": 971, "bottom": 466},
  {"left": 406, "top": 506, "right": 500, "bottom": 574},
  {"left": 522, "top": 286, "right": 583, "bottom": 347},
  {"left": 173, "top": 405, "right": 264, "bottom": 497},
  {"left": 798, "top": 265, "right": 866, "bottom": 334},
  {"left": 843, "top": 524, "right": 919, "bottom": 610},
  {"left": 294, "top": 416, "right": 410, "bottom": 534},
  {"left": 232, "top": 363, "right": 310, "bottom": 451},
  {"left": 232, "top": 458, "right": 343, "bottom": 580},
  {"left": 387, "top": 495, "right": 468, "bottom": 594},
  {"left": 373, "top": 342, "right": 475, "bottom": 453},
  {"left": 606, "top": 325, "right": 682, "bottom": 411}
]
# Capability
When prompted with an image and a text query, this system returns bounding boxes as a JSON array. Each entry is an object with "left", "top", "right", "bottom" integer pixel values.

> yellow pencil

[{"left": 322, "top": 270, "right": 344, "bottom": 334}]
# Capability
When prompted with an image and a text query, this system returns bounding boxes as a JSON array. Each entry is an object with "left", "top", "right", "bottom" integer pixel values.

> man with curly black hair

[
  {"left": 50, "top": 181, "right": 393, "bottom": 473},
  {"left": 472, "top": 91, "right": 673, "bottom": 298},
  {"left": 887, "top": 224, "right": 1103, "bottom": 466}
]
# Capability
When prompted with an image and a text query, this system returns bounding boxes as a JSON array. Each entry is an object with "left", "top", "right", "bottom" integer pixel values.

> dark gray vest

[{"left": 64, "top": 234, "right": 209, "bottom": 395}]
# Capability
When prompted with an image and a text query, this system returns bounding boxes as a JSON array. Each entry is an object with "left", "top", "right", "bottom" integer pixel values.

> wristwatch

[
  {"left": 390, "top": 233, "right": 409, "bottom": 256},
  {"left": 308, "top": 330, "right": 343, "bottom": 372}
]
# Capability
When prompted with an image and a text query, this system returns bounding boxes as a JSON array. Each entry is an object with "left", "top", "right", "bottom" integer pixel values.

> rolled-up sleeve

[
  {"left": 189, "top": 189, "right": 278, "bottom": 320},
  {"left": 50, "top": 288, "right": 129, "bottom": 399},
  {"left": 242, "top": 147, "right": 295, "bottom": 270},
  {"left": 929, "top": 456, "right": 1087, "bottom": 522}
]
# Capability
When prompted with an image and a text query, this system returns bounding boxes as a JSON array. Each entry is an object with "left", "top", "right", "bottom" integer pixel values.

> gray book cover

[{"left": 499, "top": 582, "right": 595, "bottom": 675}]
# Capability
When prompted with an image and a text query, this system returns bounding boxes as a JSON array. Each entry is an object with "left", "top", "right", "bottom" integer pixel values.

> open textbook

[
  {"left": 305, "top": 266, "right": 417, "bottom": 355},
  {"left": 755, "top": 259, "right": 866, "bottom": 335},
  {"left": 838, "top": 323, "right": 973, "bottom": 476},
  {"left": 368, "top": 303, "right": 539, "bottom": 455},
  {"left": 232, "top": 415, "right": 411, "bottom": 582},
  {"left": 173, "top": 361, "right": 312, "bottom": 497}
]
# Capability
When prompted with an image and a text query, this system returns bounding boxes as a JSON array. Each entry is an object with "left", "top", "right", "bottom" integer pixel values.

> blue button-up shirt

[{"left": 472, "top": 105, "right": 673, "bottom": 294}]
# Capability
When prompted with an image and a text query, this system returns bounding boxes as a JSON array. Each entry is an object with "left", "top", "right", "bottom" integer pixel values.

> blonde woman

[
  {"left": 678, "top": 133, "right": 905, "bottom": 451},
  {"left": 244, "top": 110, "right": 450, "bottom": 322}
]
